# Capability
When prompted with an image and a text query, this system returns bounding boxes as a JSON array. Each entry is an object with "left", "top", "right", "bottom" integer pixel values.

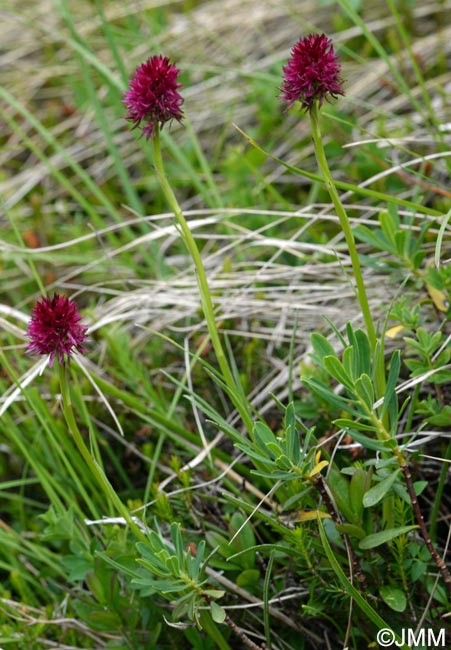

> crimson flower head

[
  {"left": 123, "top": 55, "right": 184, "bottom": 139},
  {"left": 27, "top": 294, "right": 88, "bottom": 366},
  {"left": 280, "top": 33, "right": 344, "bottom": 112}
]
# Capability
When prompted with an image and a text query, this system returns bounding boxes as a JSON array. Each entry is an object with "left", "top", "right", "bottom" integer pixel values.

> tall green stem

[
  {"left": 151, "top": 126, "right": 253, "bottom": 434},
  {"left": 58, "top": 362, "right": 147, "bottom": 542},
  {"left": 309, "top": 104, "right": 377, "bottom": 350}
]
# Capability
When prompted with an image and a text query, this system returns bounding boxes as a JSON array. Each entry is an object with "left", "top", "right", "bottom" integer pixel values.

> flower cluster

[
  {"left": 280, "top": 33, "right": 344, "bottom": 112},
  {"left": 27, "top": 294, "right": 87, "bottom": 366},
  {"left": 123, "top": 55, "right": 184, "bottom": 139}
]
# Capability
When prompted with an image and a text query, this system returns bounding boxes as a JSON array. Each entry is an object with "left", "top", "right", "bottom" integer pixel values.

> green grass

[{"left": 1, "top": 1, "right": 451, "bottom": 648}]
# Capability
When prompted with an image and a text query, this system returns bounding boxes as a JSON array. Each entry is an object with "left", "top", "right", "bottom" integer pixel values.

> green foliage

[
  {"left": 305, "top": 324, "right": 401, "bottom": 449},
  {"left": 404, "top": 327, "right": 451, "bottom": 382},
  {"left": 415, "top": 395, "right": 451, "bottom": 427},
  {"left": 133, "top": 522, "right": 225, "bottom": 626},
  {"left": 2, "top": 1, "right": 451, "bottom": 647},
  {"left": 354, "top": 205, "right": 428, "bottom": 273},
  {"left": 235, "top": 403, "right": 328, "bottom": 484},
  {"left": 379, "top": 584, "right": 407, "bottom": 612}
]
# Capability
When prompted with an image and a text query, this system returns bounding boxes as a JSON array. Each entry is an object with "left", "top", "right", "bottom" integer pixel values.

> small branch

[
  {"left": 314, "top": 475, "right": 368, "bottom": 591},
  {"left": 401, "top": 462, "right": 451, "bottom": 594},
  {"left": 224, "top": 615, "right": 264, "bottom": 650},
  {"left": 203, "top": 565, "right": 324, "bottom": 645}
]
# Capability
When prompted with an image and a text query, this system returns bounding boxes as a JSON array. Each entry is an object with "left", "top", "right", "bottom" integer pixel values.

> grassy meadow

[{"left": 1, "top": 0, "right": 451, "bottom": 648}]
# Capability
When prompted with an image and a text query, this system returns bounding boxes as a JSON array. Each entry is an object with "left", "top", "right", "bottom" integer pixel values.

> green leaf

[
  {"left": 303, "top": 378, "right": 361, "bottom": 417},
  {"left": 78, "top": 606, "right": 122, "bottom": 630},
  {"left": 354, "top": 373, "right": 374, "bottom": 410},
  {"left": 362, "top": 470, "right": 400, "bottom": 508},
  {"left": 344, "top": 325, "right": 371, "bottom": 378},
  {"left": 340, "top": 429, "right": 390, "bottom": 452},
  {"left": 285, "top": 401, "right": 296, "bottom": 432},
  {"left": 383, "top": 437, "right": 399, "bottom": 450},
  {"left": 380, "top": 208, "right": 399, "bottom": 250},
  {"left": 349, "top": 468, "right": 366, "bottom": 520},
  {"left": 310, "top": 332, "right": 337, "bottom": 362},
  {"left": 285, "top": 408, "right": 300, "bottom": 465},
  {"left": 171, "top": 523, "right": 184, "bottom": 569},
  {"left": 266, "top": 442, "right": 283, "bottom": 457},
  {"left": 254, "top": 421, "right": 277, "bottom": 451},
  {"left": 382, "top": 351, "right": 400, "bottom": 413},
  {"left": 379, "top": 585, "right": 407, "bottom": 612},
  {"left": 382, "top": 351, "right": 400, "bottom": 428},
  {"left": 166, "top": 555, "right": 181, "bottom": 577},
  {"left": 275, "top": 454, "right": 292, "bottom": 470},
  {"left": 392, "top": 482, "right": 410, "bottom": 504},
  {"left": 204, "top": 589, "right": 225, "bottom": 599},
  {"left": 250, "top": 469, "right": 296, "bottom": 480},
  {"left": 286, "top": 425, "right": 301, "bottom": 465},
  {"left": 61, "top": 555, "right": 93, "bottom": 582},
  {"left": 86, "top": 572, "right": 106, "bottom": 605},
  {"left": 354, "top": 329, "right": 371, "bottom": 376},
  {"left": 354, "top": 224, "right": 386, "bottom": 250},
  {"left": 206, "top": 531, "right": 235, "bottom": 560},
  {"left": 334, "top": 418, "right": 374, "bottom": 432},
  {"left": 230, "top": 512, "right": 255, "bottom": 552},
  {"left": 137, "top": 555, "right": 170, "bottom": 576},
  {"left": 236, "top": 569, "right": 260, "bottom": 589},
  {"left": 39, "top": 505, "right": 75, "bottom": 541},
  {"left": 413, "top": 481, "right": 428, "bottom": 496},
  {"left": 317, "top": 517, "right": 408, "bottom": 648},
  {"left": 359, "top": 525, "right": 418, "bottom": 549},
  {"left": 410, "top": 560, "right": 427, "bottom": 582},
  {"left": 342, "top": 345, "right": 356, "bottom": 381},
  {"left": 187, "top": 540, "right": 205, "bottom": 580},
  {"left": 324, "top": 355, "right": 354, "bottom": 390},
  {"left": 230, "top": 512, "right": 256, "bottom": 569},
  {"left": 210, "top": 601, "right": 226, "bottom": 624},
  {"left": 152, "top": 581, "right": 187, "bottom": 595},
  {"left": 198, "top": 611, "right": 232, "bottom": 650},
  {"left": 234, "top": 443, "right": 276, "bottom": 466},
  {"left": 328, "top": 469, "right": 356, "bottom": 524},
  {"left": 336, "top": 523, "right": 366, "bottom": 540},
  {"left": 172, "top": 596, "right": 190, "bottom": 620},
  {"left": 137, "top": 539, "right": 161, "bottom": 562}
]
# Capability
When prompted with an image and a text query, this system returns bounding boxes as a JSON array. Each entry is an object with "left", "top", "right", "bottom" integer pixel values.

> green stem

[
  {"left": 309, "top": 103, "right": 377, "bottom": 350},
  {"left": 58, "top": 362, "right": 147, "bottom": 542},
  {"left": 151, "top": 126, "right": 253, "bottom": 434}
]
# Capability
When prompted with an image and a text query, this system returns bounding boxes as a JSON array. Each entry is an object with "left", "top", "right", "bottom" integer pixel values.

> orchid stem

[
  {"left": 309, "top": 103, "right": 377, "bottom": 351},
  {"left": 58, "top": 362, "right": 147, "bottom": 542},
  {"left": 152, "top": 126, "right": 253, "bottom": 435}
]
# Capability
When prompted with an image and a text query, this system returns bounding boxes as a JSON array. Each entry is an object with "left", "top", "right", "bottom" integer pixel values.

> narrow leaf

[
  {"left": 310, "top": 332, "right": 337, "bottom": 361},
  {"left": 334, "top": 418, "right": 374, "bottom": 432},
  {"left": 345, "top": 430, "right": 391, "bottom": 453},
  {"left": 303, "top": 378, "right": 361, "bottom": 417},
  {"left": 381, "top": 350, "right": 400, "bottom": 419},
  {"left": 354, "top": 373, "right": 374, "bottom": 410},
  {"left": 363, "top": 470, "right": 400, "bottom": 508},
  {"left": 317, "top": 517, "right": 408, "bottom": 648},
  {"left": 324, "top": 356, "right": 354, "bottom": 390},
  {"left": 359, "top": 525, "right": 418, "bottom": 549},
  {"left": 336, "top": 523, "right": 366, "bottom": 540}
]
